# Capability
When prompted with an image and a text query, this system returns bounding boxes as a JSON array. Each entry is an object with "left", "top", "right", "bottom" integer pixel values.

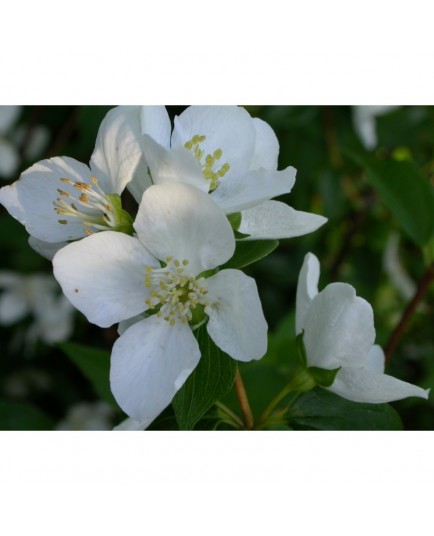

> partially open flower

[{"left": 295, "top": 252, "right": 429, "bottom": 403}]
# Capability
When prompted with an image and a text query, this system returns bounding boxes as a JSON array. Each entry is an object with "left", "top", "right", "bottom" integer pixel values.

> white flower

[
  {"left": 0, "top": 106, "right": 142, "bottom": 245},
  {"left": 53, "top": 182, "right": 268, "bottom": 426},
  {"left": 0, "top": 105, "right": 21, "bottom": 179},
  {"left": 352, "top": 105, "right": 398, "bottom": 150},
  {"left": 56, "top": 401, "right": 116, "bottom": 431},
  {"left": 295, "top": 252, "right": 429, "bottom": 403},
  {"left": 0, "top": 271, "right": 75, "bottom": 346},
  {"left": 103, "top": 105, "right": 327, "bottom": 241}
]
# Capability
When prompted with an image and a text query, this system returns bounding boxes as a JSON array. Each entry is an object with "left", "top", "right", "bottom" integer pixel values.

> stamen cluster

[
  {"left": 53, "top": 176, "right": 117, "bottom": 235},
  {"left": 144, "top": 257, "right": 209, "bottom": 326},
  {"left": 184, "top": 134, "right": 230, "bottom": 190}
]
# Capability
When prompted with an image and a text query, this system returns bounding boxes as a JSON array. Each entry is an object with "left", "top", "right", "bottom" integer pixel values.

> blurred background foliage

[{"left": 0, "top": 105, "right": 433, "bottom": 430}]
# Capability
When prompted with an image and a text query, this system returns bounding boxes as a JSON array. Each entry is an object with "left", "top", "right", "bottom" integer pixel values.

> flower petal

[
  {"left": 251, "top": 117, "right": 279, "bottom": 170},
  {"left": 0, "top": 156, "right": 97, "bottom": 242},
  {"left": 303, "top": 283, "right": 376, "bottom": 369},
  {"left": 171, "top": 106, "right": 256, "bottom": 179},
  {"left": 89, "top": 106, "right": 148, "bottom": 196},
  {"left": 237, "top": 200, "right": 327, "bottom": 239},
  {"left": 141, "top": 134, "right": 207, "bottom": 192},
  {"left": 296, "top": 252, "right": 320, "bottom": 334},
  {"left": 52, "top": 231, "right": 159, "bottom": 327},
  {"left": 110, "top": 314, "right": 201, "bottom": 423},
  {"left": 113, "top": 417, "right": 147, "bottom": 431},
  {"left": 134, "top": 183, "right": 235, "bottom": 275},
  {"left": 140, "top": 106, "right": 172, "bottom": 148},
  {"left": 329, "top": 366, "right": 429, "bottom": 404},
  {"left": 28, "top": 236, "right": 68, "bottom": 261},
  {"left": 364, "top": 344, "right": 385, "bottom": 374},
  {"left": 211, "top": 167, "right": 296, "bottom": 214},
  {"left": 204, "top": 269, "right": 267, "bottom": 361}
]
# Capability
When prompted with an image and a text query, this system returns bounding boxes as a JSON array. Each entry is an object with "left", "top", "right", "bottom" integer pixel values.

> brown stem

[
  {"left": 385, "top": 262, "right": 434, "bottom": 361},
  {"left": 233, "top": 367, "right": 254, "bottom": 430}
]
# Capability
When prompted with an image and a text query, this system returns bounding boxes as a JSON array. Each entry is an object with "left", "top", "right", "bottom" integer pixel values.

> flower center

[
  {"left": 53, "top": 176, "right": 119, "bottom": 235},
  {"left": 184, "top": 134, "right": 230, "bottom": 191},
  {"left": 144, "top": 257, "right": 209, "bottom": 327}
]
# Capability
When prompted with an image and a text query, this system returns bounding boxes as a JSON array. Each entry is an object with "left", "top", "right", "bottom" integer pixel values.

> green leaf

[
  {"left": 287, "top": 388, "right": 403, "bottom": 430},
  {"left": 59, "top": 342, "right": 118, "bottom": 408},
  {"left": 172, "top": 326, "right": 237, "bottom": 430},
  {"left": 0, "top": 400, "right": 54, "bottom": 430},
  {"left": 347, "top": 151, "right": 434, "bottom": 246},
  {"left": 221, "top": 239, "right": 279, "bottom": 270}
]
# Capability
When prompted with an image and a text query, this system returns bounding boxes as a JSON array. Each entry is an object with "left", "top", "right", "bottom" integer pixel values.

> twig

[{"left": 385, "top": 262, "right": 434, "bottom": 361}]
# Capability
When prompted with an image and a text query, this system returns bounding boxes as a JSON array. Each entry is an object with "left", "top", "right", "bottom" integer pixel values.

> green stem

[
  {"left": 214, "top": 401, "right": 244, "bottom": 429},
  {"left": 233, "top": 367, "right": 254, "bottom": 430}
]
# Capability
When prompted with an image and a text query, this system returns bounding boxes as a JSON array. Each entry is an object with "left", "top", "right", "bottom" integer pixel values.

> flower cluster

[{"left": 0, "top": 105, "right": 428, "bottom": 430}]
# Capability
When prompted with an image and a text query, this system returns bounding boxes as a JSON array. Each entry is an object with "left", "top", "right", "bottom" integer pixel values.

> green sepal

[
  {"left": 295, "top": 331, "right": 307, "bottom": 367},
  {"left": 307, "top": 366, "right": 341, "bottom": 387},
  {"left": 233, "top": 230, "right": 251, "bottom": 239},
  {"left": 106, "top": 194, "right": 134, "bottom": 235},
  {"left": 221, "top": 239, "right": 279, "bottom": 270},
  {"left": 227, "top": 212, "right": 242, "bottom": 231},
  {"left": 285, "top": 365, "right": 317, "bottom": 393}
]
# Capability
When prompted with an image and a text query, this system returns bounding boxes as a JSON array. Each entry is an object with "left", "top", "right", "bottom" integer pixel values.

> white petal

[
  {"left": 90, "top": 106, "right": 148, "bottom": 195},
  {"left": 211, "top": 167, "right": 296, "bottom": 214},
  {"left": 171, "top": 106, "right": 256, "bottom": 179},
  {"left": 118, "top": 314, "right": 145, "bottom": 336},
  {"left": 110, "top": 315, "right": 201, "bottom": 422},
  {"left": 0, "top": 106, "right": 21, "bottom": 134},
  {"left": 0, "top": 139, "right": 20, "bottom": 178},
  {"left": 364, "top": 344, "right": 385, "bottom": 374},
  {"left": 0, "top": 156, "right": 96, "bottom": 242},
  {"left": 0, "top": 289, "right": 28, "bottom": 324},
  {"left": 113, "top": 417, "right": 147, "bottom": 431},
  {"left": 134, "top": 183, "right": 235, "bottom": 276},
  {"left": 237, "top": 200, "right": 328, "bottom": 240},
  {"left": 251, "top": 117, "right": 279, "bottom": 170},
  {"left": 303, "top": 283, "right": 376, "bottom": 369},
  {"left": 204, "top": 269, "right": 267, "bottom": 361},
  {"left": 329, "top": 366, "right": 429, "bottom": 404},
  {"left": 28, "top": 236, "right": 68, "bottom": 261},
  {"left": 296, "top": 252, "right": 320, "bottom": 334},
  {"left": 140, "top": 106, "right": 172, "bottom": 148},
  {"left": 52, "top": 231, "right": 159, "bottom": 327},
  {"left": 141, "top": 134, "right": 207, "bottom": 192}
]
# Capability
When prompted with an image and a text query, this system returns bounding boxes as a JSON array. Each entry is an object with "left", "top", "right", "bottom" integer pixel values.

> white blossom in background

[
  {"left": 56, "top": 401, "right": 116, "bottom": 431},
  {"left": 53, "top": 183, "right": 268, "bottom": 428},
  {"left": 352, "top": 105, "right": 398, "bottom": 150},
  {"left": 102, "top": 105, "right": 327, "bottom": 241},
  {"left": 0, "top": 271, "right": 75, "bottom": 347},
  {"left": 295, "top": 252, "right": 429, "bottom": 403},
  {"left": 383, "top": 232, "right": 417, "bottom": 301},
  {"left": 0, "top": 107, "right": 142, "bottom": 258},
  {"left": 0, "top": 106, "right": 50, "bottom": 180},
  {"left": 0, "top": 106, "right": 21, "bottom": 179}
]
